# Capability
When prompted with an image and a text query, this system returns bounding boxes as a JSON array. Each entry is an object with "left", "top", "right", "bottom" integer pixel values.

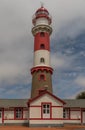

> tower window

[
  {"left": 39, "top": 74, "right": 46, "bottom": 81},
  {"left": 40, "top": 58, "right": 45, "bottom": 63},
  {"left": 40, "top": 32, "right": 45, "bottom": 37},
  {"left": 40, "top": 44, "right": 45, "bottom": 49}
]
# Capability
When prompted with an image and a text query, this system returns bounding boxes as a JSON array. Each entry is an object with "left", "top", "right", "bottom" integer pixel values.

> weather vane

[{"left": 40, "top": 2, "right": 44, "bottom": 7}]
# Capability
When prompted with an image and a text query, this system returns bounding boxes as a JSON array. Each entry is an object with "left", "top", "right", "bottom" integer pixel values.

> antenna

[{"left": 40, "top": 2, "right": 44, "bottom": 7}]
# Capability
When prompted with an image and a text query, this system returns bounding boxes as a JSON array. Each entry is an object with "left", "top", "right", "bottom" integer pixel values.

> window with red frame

[
  {"left": 39, "top": 74, "right": 46, "bottom": 81},
  {"left": 42, "top": 104, "right": 50, "bottom": 114},
  {"left": 15, "top": 108, "right": 23, "bottom": 119},
  {"left": 63, "top": 108, "right": 70, "bottom": 119},
  {"left": 40, "top": 74, "right": 45, "bottom": 80}
]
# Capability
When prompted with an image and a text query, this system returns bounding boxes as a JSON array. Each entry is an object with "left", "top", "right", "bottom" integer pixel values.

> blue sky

[{"left": 0, "top": 0, "right": 85, "bottom": 99}]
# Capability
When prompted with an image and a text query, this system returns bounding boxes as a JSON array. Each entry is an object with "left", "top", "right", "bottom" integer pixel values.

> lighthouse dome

[
  {"left": 32, "top": 6, "right": 51, "bottom": 26},
  {"left": 36, "top": 6, "right": 49, "bottom": 15}
]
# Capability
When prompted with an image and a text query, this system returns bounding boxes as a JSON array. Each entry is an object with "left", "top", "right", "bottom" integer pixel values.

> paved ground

[{"left": 0, "top": 125, "right": 85, "bottom": 130}]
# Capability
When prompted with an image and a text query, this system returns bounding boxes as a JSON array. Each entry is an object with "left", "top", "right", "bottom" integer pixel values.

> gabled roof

[
  {"left": 64, "top": 99, "right": 85, "bottom": 108},
  {"left": 28, "top": 91, "right": 66, "bottom": 105},
  {"left": 0, "top": 99, "right": 28, "bottom": 108}
]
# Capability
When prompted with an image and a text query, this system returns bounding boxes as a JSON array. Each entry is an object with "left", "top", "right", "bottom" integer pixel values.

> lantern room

[{"left": 32, "top": 6, "right": 52, "bottom": 26}]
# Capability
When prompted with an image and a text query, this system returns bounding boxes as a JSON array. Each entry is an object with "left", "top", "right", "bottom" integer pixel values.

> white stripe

[{"left": 34, "top": 50, "right": 51, "bottom": 67}]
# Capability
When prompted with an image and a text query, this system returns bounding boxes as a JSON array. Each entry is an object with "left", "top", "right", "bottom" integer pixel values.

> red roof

[{"left": 36, "top": 6, "right": 49, "bottom": 14}]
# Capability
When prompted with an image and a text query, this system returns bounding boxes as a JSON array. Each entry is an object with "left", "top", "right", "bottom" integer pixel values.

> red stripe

[{"left": 34, "top": 32, "right": 50, "bottom": 51}]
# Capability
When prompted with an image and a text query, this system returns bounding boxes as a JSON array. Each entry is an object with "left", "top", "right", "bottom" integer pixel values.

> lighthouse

[{"left": 31, "top": 5, "right": 53, "bottom": 98}]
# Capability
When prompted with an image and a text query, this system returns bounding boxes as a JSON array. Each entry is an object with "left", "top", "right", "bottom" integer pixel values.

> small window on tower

[
  {"left": 40, "top": 32, "right": 45, "bottom": 37},
  {"left": 39, "top": 74, "right": 46, "bottom": 81},
  {"left": 40, "top": 58, "right": 45, "bottom": 63},
  {"left": 40, "top": 44, "right": 45, "bottom": 49}
]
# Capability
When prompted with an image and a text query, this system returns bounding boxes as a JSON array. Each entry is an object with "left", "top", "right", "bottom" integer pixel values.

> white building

[{"left": 0, "top": 93, "right": 85, "bottom": 126}]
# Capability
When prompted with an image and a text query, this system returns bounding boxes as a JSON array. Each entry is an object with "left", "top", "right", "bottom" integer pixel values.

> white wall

[
  {"left": 70, "top": 111, "right": 80, "bottom": 119},
  {"left": 4, "top": 111, "right": 14, "bottom": 119},
  {"left": 30, "top": 107, "right": 41, "bottom": 118},
  {"left": 29, "top": 120, "right": 63, "bottom": 125},
  {"left": 52, "top": 107, "right": 63, "bottom": 118},
  {"left": 30, "top": 94, "right": 63, "bottom": 106},
  {"left": 64, "top": 120, "right": 81, "bottom": 124},
  {"left": 35, "top": 18, "right": 49, "bottom": 26}
]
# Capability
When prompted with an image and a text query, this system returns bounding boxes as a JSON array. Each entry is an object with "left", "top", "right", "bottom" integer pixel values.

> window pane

[
  {"left": 40, "top": 58, "right": 45, "bottom": 63},
  {"left": 43, "top": 109, "right": 46, "bottom": 113},
  {"left": 63, "top": 109, "right": 69, "bottom": 118},
  {"left": 47, "top": 109, "right": 49, "bottom": 113},
  {"left": 40, "top": 44, "right": 45, "bottom": 49},
  {"left": 47, "top": 104, "right": 50, "bottom": 108},
  {"left": 42, "top": 104, "right": 50, "bottom": 114},
  {"left": 43, "top": 105, "right": 46, "bottom": 108},
  {"left": 15, "top": 108, "right": 22, "bottom": 119}
]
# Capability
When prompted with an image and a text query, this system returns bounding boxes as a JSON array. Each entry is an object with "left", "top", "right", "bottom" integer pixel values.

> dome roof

[{"left": 36, "top": 6, "right": 49, "bottom": 14}]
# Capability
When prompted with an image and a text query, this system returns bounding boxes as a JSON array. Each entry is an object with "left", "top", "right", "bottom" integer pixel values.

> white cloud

[
  {"left": 75, "top": 76, "right": 85, "bottom": 87},
  {"left": 51, "top": 53, "right": 73, "bottom": 70}
]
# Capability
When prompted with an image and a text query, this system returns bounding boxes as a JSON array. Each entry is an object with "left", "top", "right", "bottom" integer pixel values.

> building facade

[{"left": 0, "top": 6, "right": 85, "bottom": 126}]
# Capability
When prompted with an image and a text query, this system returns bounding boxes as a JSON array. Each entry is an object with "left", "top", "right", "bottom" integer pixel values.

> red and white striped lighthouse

[{"left": 31, "top": 5, "right": 53, "bottom": 98}]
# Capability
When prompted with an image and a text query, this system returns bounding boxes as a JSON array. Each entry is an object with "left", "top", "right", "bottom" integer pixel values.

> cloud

[
  {"left": 75, "top": 76, "right": 85, "bottom": 87},
  {"left": 51, "top": 52, "right": 74, "bottom": 70}
]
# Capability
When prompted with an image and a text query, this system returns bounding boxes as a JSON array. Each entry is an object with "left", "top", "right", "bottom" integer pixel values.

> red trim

[
  {"left": 2, "top": 108, "right": 4, "bottom": 124},
  {"left": 4, "top": 118, "right": 28, "bottom": 120},
  {"left": 29, "top": 106, "right": 41, "bottom": 107},
  {"left": 81, "top": 109, "right": 85, "bottom": 124},
  {"left": 31, "top": 66, "right": 53, "bottom": 74},
  {"left": 69, "top": 108, "right": 70, "bottom": 119},
  {"left": 29, "top": 105, "right": 63, "bottom": 108},
  {"left": 36, "top": 7, "right": 49, "bottom": 14},
  {"left": 70, "top": 110, "right": 80, "bottom": 111},
  {"left": 27, "top": 91, "right": 65, "bottom": 105},
  {"left": 4, "top": 109, "right": 14, "bottom": 111},
  {"left": 81, "top": 109, "right": 82, "bottom": 124},
  {"left": 52, "top": 106, "right": 63, "bottom": 108},
  {"left": 63, "top": 118, "right": 80, "bottom": 120}
]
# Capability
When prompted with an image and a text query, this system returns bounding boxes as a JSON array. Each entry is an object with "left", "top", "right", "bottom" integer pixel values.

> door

[
  {"left": 0, "top": 110, "right": 2, "bottom": 123},
  {"left": 42, "top": 104, "right": 51, "bottom": 118},
  {"left": 83, "top": 111, "right": 85, "bottom": 124}
]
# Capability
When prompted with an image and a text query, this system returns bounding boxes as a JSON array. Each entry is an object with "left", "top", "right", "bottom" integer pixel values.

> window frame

[
  {"left": 40, "top": 57, "right": 45, "bottom": 63},
  {"left": 39, "top": 74, "right": 46, "bottom": 81},
  {"left": 41, "top": 102, "right": 51, "bottom": 119},
  {"left": 14, "top": 108, "right": 23, "bottom": 120},
  {"left": 40, "top": 44, "right": 45, "bottom": 49},
  {"left": 63, "top": 108, "right": 70, "bottom": 119}
]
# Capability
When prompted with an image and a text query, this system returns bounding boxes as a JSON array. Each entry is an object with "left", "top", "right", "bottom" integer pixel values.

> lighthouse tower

[{"left": 31, "top": 5, "right": 53, "bottom": 98}]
